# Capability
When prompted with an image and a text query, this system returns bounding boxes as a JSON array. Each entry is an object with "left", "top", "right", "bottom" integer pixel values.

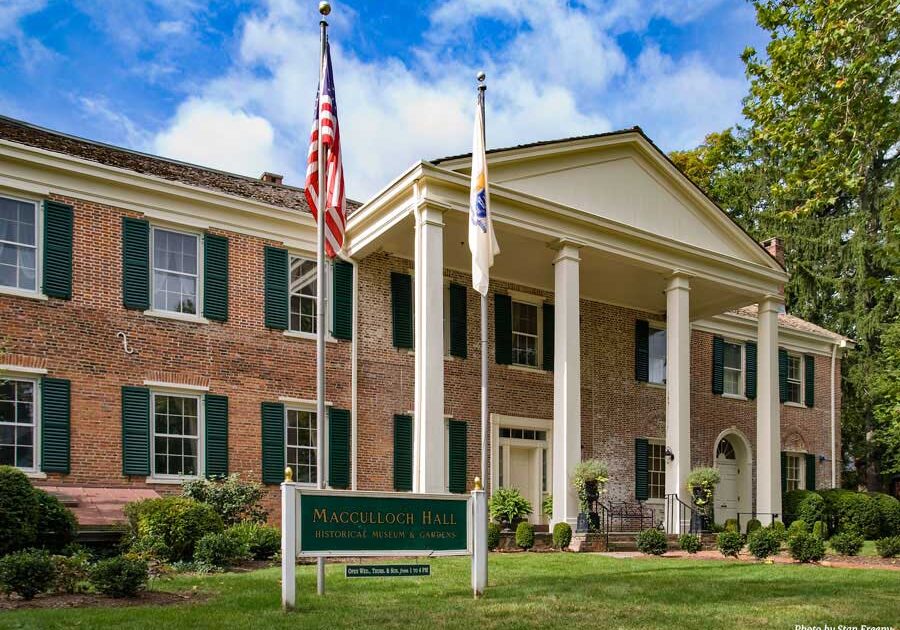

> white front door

[
  {"left": 716, "top": 459, "right": 738, "bottom": 524},
  {"left": 508, "top": 446, "right": 533, "bottom": 502}
]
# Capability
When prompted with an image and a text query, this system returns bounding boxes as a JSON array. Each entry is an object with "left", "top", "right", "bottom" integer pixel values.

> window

[
  {"left": 152, "top": 393, "right": 201, "bottom": 477},
  {"left": 512, "top": 301, "right": 539, "bottom": 367},
  {"left": 290, "top": 256, "right": 317, "bottom": 333},
  {"left": 716, "top": 438, "right": 736, "bottom": 460},
  {"left": 286, "top": 408, "right": 318, "bottom": 485},
  {"left": 786, "top": 353, "right": 803, "bottom": 404},
  {"left": 152, "top": 228, "right": 199, "bottom": 314},
  {"left": 0, "top": 196, "right": 37, "bottom": 292},
  {"left": 648, "top": 327, "right": 666, "bottom": 384},
  {"left": 0, "top": 378, "right": 36, "bottom": 470},
  {"left": 723, "top": 341, "right": 744, "bottom": 396},
  {"left": 785, "top": 453, "right": 802, "bottom": 491},
  {"left": 648, "top": 442, "right": 666, "bottom": 500},
  {"left": 499, "top": 427, "right": 547, "bottom": 441}
]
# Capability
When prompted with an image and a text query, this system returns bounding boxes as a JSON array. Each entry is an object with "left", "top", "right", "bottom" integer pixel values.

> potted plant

[
  {"left": 488, "top": 488, "right": 533, "bottom": 531},
  {"left": 685, "top": 467, "right": 721, "bottom": 531},
  {"left": 571, "top": 459, "right": 609, "bottom": 532}
]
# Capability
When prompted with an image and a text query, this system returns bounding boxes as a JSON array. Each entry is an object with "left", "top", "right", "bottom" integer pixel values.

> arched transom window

[{"left": 716, "top": 437, "right": 736, "bottom": 460}]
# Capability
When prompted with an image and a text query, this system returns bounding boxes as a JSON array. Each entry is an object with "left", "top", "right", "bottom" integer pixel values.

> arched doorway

[{"left": 713, "top": 430, "right": 753, "bottom": 527}]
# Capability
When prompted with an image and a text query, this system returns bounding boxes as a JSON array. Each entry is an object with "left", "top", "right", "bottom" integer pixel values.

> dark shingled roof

[{"left": 0, "top": 114, "right": 361, "bottom": 213}]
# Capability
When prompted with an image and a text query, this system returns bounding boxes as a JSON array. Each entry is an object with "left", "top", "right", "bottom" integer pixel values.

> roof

[
  {"left": 729, "top": 305, "right": 852, "bottom": 344},
  {"left": 0, "top": 114, "right": 361, "bottom": 213},
  {"left": 39, "top": 485, "right": 161, "bottom": 529}
]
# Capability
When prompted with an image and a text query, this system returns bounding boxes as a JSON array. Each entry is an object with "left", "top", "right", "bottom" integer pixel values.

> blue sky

[{"left": 0, "top": 0, "right": 768, "bottom": 198}]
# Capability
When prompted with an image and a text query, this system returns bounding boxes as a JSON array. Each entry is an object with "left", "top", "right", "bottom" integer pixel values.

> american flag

[{"left": 305, "top": 40, "right": 346, "bottom": 258}]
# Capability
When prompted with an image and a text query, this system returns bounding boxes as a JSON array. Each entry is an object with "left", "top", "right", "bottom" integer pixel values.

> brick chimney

[
  {"left": 260, "top": 172, "right": 284, "bottom": 185},
  {"left": 761, "top": 237, "right": 784, "bottom": 266}
]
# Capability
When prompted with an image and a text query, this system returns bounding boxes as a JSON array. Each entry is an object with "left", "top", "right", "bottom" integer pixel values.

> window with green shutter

[
  {"left": 122, "top": 218, "right": 150, "bottom": 310},
  {"left": 711, "top": 336, "right": 725, "bottom": 395},
  {"left": 205, "top": 394, "right": 228, "bottom": 478},
  {"left": 328, "top": 407, "right": 350, "bottom": 489},
  {"left": 42, "top": 201, "right": 73, "bottom": 299},
  {"left": 635, "top": 438, "right": 649, "bottom": 501},
  {"left": 448, "top": 283, "right": 467, "bottom": 358},
  {"left": 494, "top": 293, "right": 512, "bottom": 365},
  {"left": 122, "top": 386, "right": 150, "bottom": 476},
  {"left": 261, "top": 402, "right": 285, "bottom": 484},
  {"left": 778, "top": 348, "right": 789, "bottom": 403},
  {"left": 393, "top": 414, "right": 413, "bottom": 491},
  {"left": 781, "top": 451, "right": 788, "bottom": 495},
  {"left": 745, "top": 341, "right": 758, "bottom": 399},
  {"left": 635, "top": 320, "right": 650, "bottom": 382},
  {"left": 542, "top": 303, "right": 554, "bottom": 371},
  {"left": 203, "top": 234, "right": 229, "bottom": 321},
  {"left": 40, "top": 378, "right": 70, "bottom": 473},
  {"left": 805, "top": 453, "right": 816, "bottom": 491},
  {"left": 447, "top": 419, "right": 467, "bottom": 494},
  {"left": 804, "top": 354, "right": 815, "bottom": 407},
  {"left": 391, "top": 272, "right": 413, "bottom": 348},
  {"left": 264, "top": 247, "right": 289, "bottom": 329},
  {"left": 332, "top": 260, "right": 353, "bottom": 340}
]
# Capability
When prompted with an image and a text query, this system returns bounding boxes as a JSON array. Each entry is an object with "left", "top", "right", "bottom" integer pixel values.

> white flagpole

[
  {"left": 477, "top": 75, "right": 488, "bottom": 494},
  {"left": 315, "top": 0, "right": 330, "bottom": 598}
]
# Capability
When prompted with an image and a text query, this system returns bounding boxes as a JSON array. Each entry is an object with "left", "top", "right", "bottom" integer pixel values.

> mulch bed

[{"left": 0, "top": 587, "right": 209, "bottom": 611}]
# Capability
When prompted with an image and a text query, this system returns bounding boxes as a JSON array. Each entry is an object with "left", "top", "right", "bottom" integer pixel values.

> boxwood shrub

[
  {"left": 487, "top": 522, "right": 501, "bottom": 551},
  {"left": 0, "top": 549, "right": 55, "bottom": 600},
  {"left": 747, "top": 528, "right": 780, "bottom": 559},
  {"left": 226, "top": 522, "right": 280, "bottom": 560},
  {"left": 787, "top": 519, "right": 808, "bottom": 540},
  {"left": 783, "top": 490, "right": 817, "bottom": 526},
  {"left": 34, "top": 489, "right": 77, "bottom": 553},
  {"left": 745, "top": 519, "right": 762, "bottom": 535},
  {"left": 875, "top": 536, "right": 900, "bottom": 558},
  {"left": 829, "top": 530, "right": 864, "bottom": 556},
  {"left": 716, "top": 531, "right": 743, "bottom": 557},
  {"left": 678, "top": 533, "right": 702, "bottom": 554},
  {"left": 788, "top": 532, "right": 825, "bottom": 563},
  {"left": 552, "top": 522, "right": 572, "bottom": 550},
  {"left": 768, "top": 520, "right": 787, "bottom": 542},
  {"left": 723, "top": 518, "right": 739, "bottom": 533},
  {"left": 515, "top": 521, "right": 535, "bottom": 551},
  {"left": 868, "top": 493, "right": 900, "bottom": 538},
  {"left": 89, "top": 556, "right": 149, "bottom": 597},
  {"left": 0, "top": 466, "right": 40, "bottom": 555},
  {"left": 636, "top": 528, "right": 667, "bottom": 556},
  {"left": 195, "top": 532, "right": 249, "bottom": 568},
  {"left": 124, "top": 497, "right": 224, "bottom": 561}
]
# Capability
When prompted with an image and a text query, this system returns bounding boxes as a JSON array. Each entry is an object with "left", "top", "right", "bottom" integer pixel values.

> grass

[{"left": 1, "top": 553, "right": 898, "bottom": 630}]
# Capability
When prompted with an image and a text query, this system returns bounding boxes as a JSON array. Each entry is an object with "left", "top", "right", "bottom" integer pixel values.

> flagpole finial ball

[
  {"left": 319, "top": 1, "right": 331, "bottom": 16},
  {"left": 476, "top": 71, "right": 486, "bottom": 83}
]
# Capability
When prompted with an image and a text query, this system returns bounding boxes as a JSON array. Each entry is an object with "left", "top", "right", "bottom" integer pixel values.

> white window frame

[
  {"left": 510, "top": 296, "right": 542, "bottom": 369},
  {"left": 648, "top": 324, "right": 666, "bottom": 385},
  {"left": 0, "top": 194, "right": 41, "bottom": 298},
  {"left": 150, "top": 225, "right": 203, "bottom": 317},
  {"left": 722, "top": 339, "right": 746, "bottom": 398},
  {"left": 284, "top": 404, "right": 321, "bottom": 487},
  {"left": 784, "top": 452, "right": 805, "bottom": 491},
  {"left": 647, "top": 439, "right": 667, "bottom": 502},
  {"left": 149, "top": 390, "right": 204, "bottom": 481},
  {"left": 785, "top": 352, "right": 804, "bottom": 406},
  {"left": 285, "top": 254, "right": 334, "bottom": 341},
  {"left": 0, "top": 376, "right": 40, "bottom": 473}
]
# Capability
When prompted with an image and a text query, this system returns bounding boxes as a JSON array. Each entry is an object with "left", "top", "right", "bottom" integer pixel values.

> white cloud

[{"left": 0, "top": 0, "right": 56, "bottom": 71}]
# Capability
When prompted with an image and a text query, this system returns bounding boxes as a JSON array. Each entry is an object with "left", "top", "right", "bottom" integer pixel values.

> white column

[
  {"left": 471, "top": 487, "right": 487, "bottom": 597},
  {"left": 414, "top": 204, "right": 446, "bottom": 494},
  {"left": 756, "top": 296, "right": 783, "bottom": 519},
  {"left": 281, "top": 479, "right": 296, "bottom": 610},
  {"left": 664, "top": 272, "right": 691, "bottom": 533},
  {"left": 552, "top": 243, "right": 581, "bottom": 526}
]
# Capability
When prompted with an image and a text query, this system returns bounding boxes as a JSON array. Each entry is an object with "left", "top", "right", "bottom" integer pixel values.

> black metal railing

[
  {"left": 665, "top": 493, "right": 700, "bottom": 534},
  {"left": 603, "top": 499, "right": 656, "bottom": 533}
]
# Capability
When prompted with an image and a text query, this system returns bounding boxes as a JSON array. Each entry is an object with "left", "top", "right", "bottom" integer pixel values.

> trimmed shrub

[
  {"left": 788, "top": 532, "right": 825, "bottom": 563},
  {"left": 787, "top": 519, "right": 808, "bottom": 540},
  {"left": 552, "top": 522, "right": 572, "bottom": 550},
  {"left": 0, "top": 549, "right": 55, "bottom": 599},
  {"left": 783, "top": 489, "right": 816, "bottom": 526},
  {"left": 124, "top": 497, "right": 224, "bottom": 561},
  {"left": 542, "top": 494, "right": 553, "bottom": 518},
  {"left": 768, "top": 520, "right": 787, "bottom": 542},
  {"left": 51, "top": 552, "right": 91, "bottom": 594},
  {"left": 226, "top": 522, "right": 280, "bottom": 561},
  {"left": 34, "top": 489, "right": 77, "bottom": 552},
  {"left": 723, "top": 518, "right": 739, "bottom": 533},
  {"left": 745, "top": 519, "right": 762, "bottom": 535},
  {"left": 829, "top": 530, "right": 864, "bottom": 556},
  {"left": 515, "top": 521, "right": 535, "bottom": 551},
  {"left": 797, "top": 493, "right": 826, "bottom": 528},
  {"left": 0, "top": 465, "right": 39, "bottom": 555},
  {"left": 812, "top": 520, "right": 828, "bottom": 540},
  {"left": 717, "top": 531, "right": 743, "bottom": 557},
  {"left": 875, "top": 536, "right": 900, "bottom": 558},
  {"left": 818, "top": 489, "right": 880, "bottom": 538},
  {"left": 195, "top": 532, "right": 250, "bottom": 568},
  {"left": 868, "top": 492, "right": 900, "bottom": 537},
  {"left": 678, "top": 533, "right": 702, "bottom": 554},
  {"left": 487, "top": 522, "right": 501, "bottom": 551},
  {"left": 747, "top": 528, "right": 780, "bottom": 560},
  {"left": 181, "top": 474, "right": 267, "bottom": 526},
  {"left": 636, "top": 528, "right": 668, "bottom": 556},
  {"left": 89, "top": 556, "right": 149, "bottom": 597}
]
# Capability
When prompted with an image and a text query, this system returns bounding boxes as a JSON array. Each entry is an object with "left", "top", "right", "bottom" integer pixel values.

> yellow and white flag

[{"left": 468, "top": 92, "right": 499, "bottom": 296}]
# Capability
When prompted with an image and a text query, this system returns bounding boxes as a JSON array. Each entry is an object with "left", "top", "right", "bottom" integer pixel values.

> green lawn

[{"left": 1, "top": 554, "right": 898, "bottom": 630}]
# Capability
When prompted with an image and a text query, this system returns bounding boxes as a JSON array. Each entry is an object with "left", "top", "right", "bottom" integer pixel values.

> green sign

[
  {"left": 346, "top": 564, "right": 430, "bottom": 578},
  {"left": 297, "top": 490, "right": 469, "bottom": 556}
]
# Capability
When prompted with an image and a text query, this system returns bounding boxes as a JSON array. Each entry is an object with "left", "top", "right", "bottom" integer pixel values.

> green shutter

[
  {"left": 328, "top": 407, "right": 350, "bottom": 489},
  {"left": 40, "top": 378, "right": 70, "bottom": 473},
  {"left": 122, "top": 218, "right": 150, "bottom": 310},
  {"left": 332, "top": 260, "right": 353, "bottom": 340},
  {"left": 542, "top": 303, "right": 554, "bottom": 371},
  {"left": 781, "top": 452, "right": 787, "bottom": 495},
  {"left": 778, "top": 348, "right": 789, "bottom": 403},
  {"left": 203, "top": 234, "right": 229, "bottom": 321},
  {"left": 804, "top": 354, "right": 815, "bottom": 407},
  {"left": 635, "top": 320, "right": 650, "bottom": 382},
  {"left": 261, "top": 402, "right": 285, "bottom": 484},
  {"left": 42, "top": 201, "right": 73, "bottom": 299},
  {"left": 393, "top": 414, "right": 413, "bottom": 491},
  {"left": 390, "top": 272, "right": 413, "bottom": 348},
  {"left": 805, "top": 453, "right": 816, "bottom": 491},
  {"left": 448, "top": 419, "right": 467, "bottom": 494},
  {"left": 449, "top": 283, "right": 467, "bottom": 359},
  {"left": 745, "top": 341, "right": 758, "bottom": 400},
  {"left": 494, "top": 293, "right": 512, "bottom": 365},
  {"left": 264, "top": 246, "right": 289, "bottom": 329},
  {"left": 122, "top": 386, "right": 150, "bottom": 476},
  {"left": 205, "top": 394, "right": 228, "bottom": 478},
  {"left": 712, "top": 336, "right": 725, "bottom": 394},
  {"left": 635, "top": 438, "right": 649, "bottom": 501}
]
